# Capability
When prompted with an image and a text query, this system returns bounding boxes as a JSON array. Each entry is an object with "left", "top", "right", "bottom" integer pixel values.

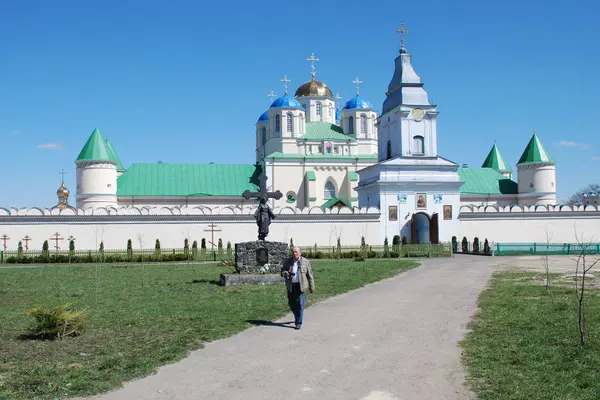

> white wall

[
  {"left": 0, "top": 206, "right": 381, "bottom": 251},
  {"left": 459, "top": 205, "right": 600, "bottom": 243}
]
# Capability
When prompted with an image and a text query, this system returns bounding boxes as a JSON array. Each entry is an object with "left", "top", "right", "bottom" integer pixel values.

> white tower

[
  {"left": 75, "top": 128, "right": 119, "bottom": 209},
  {"left": 516, "top": 132, "right": 556, "bottom": 206}
]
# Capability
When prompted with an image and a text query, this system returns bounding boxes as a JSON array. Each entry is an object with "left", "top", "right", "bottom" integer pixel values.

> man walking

[{"left": 281, "top": 246, "right": 315, "bottom": 330}]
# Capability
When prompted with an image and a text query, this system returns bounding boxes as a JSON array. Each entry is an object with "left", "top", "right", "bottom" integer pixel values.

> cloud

[
  {"left": 8, "top": 130, "right": 22, "bottom": 135},
  {"left": 555, "top": 140, "right": 591, "bottom": 149},
  {"left": 592, "top": 157, "right": 600, "bottom": 161},
  {"left": 36, "top": 143, "right": 63, "bottom": 150}
]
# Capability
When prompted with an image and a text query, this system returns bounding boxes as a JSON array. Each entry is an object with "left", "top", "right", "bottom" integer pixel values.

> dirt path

[{"left": 85, "top": 256, "right": 503, "bottom": 400}]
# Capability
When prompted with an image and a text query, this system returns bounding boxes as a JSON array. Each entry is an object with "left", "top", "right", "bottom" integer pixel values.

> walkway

[{"left": 86, "top": 256, "right": 502, "bottom": 400}]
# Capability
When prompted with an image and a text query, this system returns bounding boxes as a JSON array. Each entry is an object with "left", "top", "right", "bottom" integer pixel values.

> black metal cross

[{"left": 243, "top": 173, "right": 283, "bottom": 202}]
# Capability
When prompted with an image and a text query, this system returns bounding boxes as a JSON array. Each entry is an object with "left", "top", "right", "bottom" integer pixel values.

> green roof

[
  {"left": 458, "top": 167, "right": 518, "bottom": 195},
  {"left": 481, "top": 144, "right": 512, "bottom": 172},
  {"left": 117, "top": 163, "right": 260, "bottom": 197},
  {"left": 320, "top": 197, "right": 352, "bottom": 210},
  {"left": 299, "top": 122, "right": 356, "bottom": 142},
  {"left": 517, "top": 134, "right": 554, "bottom": 165},
  {"left": 105, "top": 139, "right": 125, "bottom": 171},
  {"left": 265, "top": 152, "right": 377, "bottom": 160},
  {"left": 306, "top": 171, "right": 316, "bottom": 181},
  {"left": 76, "top": 128, "right": 119, "bottom": 164},
  {"left": 349, "top": 171, "right": 359, "bottom": 181}
]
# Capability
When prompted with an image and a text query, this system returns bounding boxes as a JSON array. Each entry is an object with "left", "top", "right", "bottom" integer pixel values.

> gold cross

[
  {"left": 280, "top": 75, "right": 291, "bottom": 94},
  {"left": 306, "top": 52, "right": 319, "bottom": 79},
  {"left": 353, "top": 76, "right": 363, "bottom": 95},
  {"left": 397, "top": 21, "right": 408, "bottom": 52},
  {"left": 59, "top": 169, "right": 67, "bottom": 184}
]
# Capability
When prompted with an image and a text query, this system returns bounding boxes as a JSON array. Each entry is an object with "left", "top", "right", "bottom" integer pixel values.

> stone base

[
  {"left": 219, "top": 273, "right": 285, "bottom": 286},
  {"left": 235, "top": 241, "right": 288, "bottom": 274}
]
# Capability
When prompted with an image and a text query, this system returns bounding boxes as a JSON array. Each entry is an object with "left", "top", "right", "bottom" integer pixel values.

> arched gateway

[{"left": 410, "top": 212, "right": 439, "bottom": 244}]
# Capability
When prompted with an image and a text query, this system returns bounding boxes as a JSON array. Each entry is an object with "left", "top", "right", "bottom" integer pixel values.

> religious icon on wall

[
  {"left": 397, "top": 194, "right": 407, "bottom": 204},
  {"left": 326, "top": 142, "right": 333, "bottom": 153},
  {"left": 389, "top": 205, "right": 398, "bottom": 221},
  {"left": 443, "top": 205, "right": 452, "bottom": 220},
  {"left": 416, "top": 193, "right": 427, "bottom": 209},
  {"left": 434, "top": 194, "right": 443, "bottom": 204}
]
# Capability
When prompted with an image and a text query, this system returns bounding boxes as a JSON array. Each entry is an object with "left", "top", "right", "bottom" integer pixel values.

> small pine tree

[
  {"left": 451, "top": 236, "right": 458, "bottom": 253},
  {"left": 336, "top": 237, "right": 342, "bottom": 258},
  {"left": 192, "top": 240, "right": 198, "bottom": 259},
  {"left": 99, "top": 241, "right": 105, "bottom": 262},
  {"left": 69, "top": 239, "right": 75, "bottom": 257},
  {"left": 18, "top": 241, "right": 23, "bottom": 258},
  {"left": 184, "top": 238, "right": 190, "bottom": 258},
  {"left": 461, "top": 237, "right": 468, "bottom": 253},
  {"left": 155, "top": 239, "right": 161, "bottom": 256},
  {"left": 218, "top": 238, "right": 224, "bottom": 260},
  {"left": 127, "top": 239, "right": 133, "bottom": 260},
  {"left": 473, "top": 237, "right": 480, "bottom": 253},
  {"left": 289, "top": 237, "right": 294, "bottom": 256},
  {"left": 392, "top": 235, "right": 401, "bottom": 253},
  {"left": 383, "top": 237, "right": 390, "bottom": 257},
  {"left": 401, "top": 236, "right": 408, "bottom": 245},
  {"left": 42, "top": 240, "right": 49, "bottom": 258},
  {"left": 484, "top": 238, "right": 491, "bottom": 255},
  {"left": 226, "top": 241, "right": 232, "bottom": 258},
  {"left": 201, "top": 238, "right": 206, "bottom": 252}
]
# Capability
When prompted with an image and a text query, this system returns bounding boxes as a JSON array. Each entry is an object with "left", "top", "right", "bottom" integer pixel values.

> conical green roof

[
  {"left": 105, "top": 139, "right": 125, "bottom": 171},
  {"left": 517, "top": 134, "right": 554, "bottom": 165},
  {"left": 482, "top": 144, "right": 512, "bottom": 172},
  {"left": 75, "top": 128, "right": 118, "bottom": 164}
]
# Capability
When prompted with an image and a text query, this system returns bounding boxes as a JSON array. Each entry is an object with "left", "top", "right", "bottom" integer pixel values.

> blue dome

[
  {"left": 270, "top": 95, "right": 304, "bottom": 110},
  {"left": 257, "top": 111, "right": 269, "bottom": 123},
  {"left": 343, "top": 95, "right": 373, "bottom": 110}
]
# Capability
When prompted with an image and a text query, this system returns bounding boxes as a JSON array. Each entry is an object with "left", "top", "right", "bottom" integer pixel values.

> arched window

[
  {"left": 413, "top": 135, "right": 424, "bottom": 154},
  {"left": 261, "top": 127, "right": 266, "bottom": 144},
  {"left": 286, "top": 112, "right": 293, "bottom": 133},
  {"left": 324, "top": 180, "right": 336, "bottom": 199},
  {"left": 360, "top": 114, "right": 367, "bottom": 134},
  {"left": 316, "top": 102, "right": 322, "bottom": 116},
  {"left": 348, "top": 116, "right": 354, "bottom": 134},
  {"left": 386, "top": 140, "right": 392, "bottom": 159},
  {"left": 275, "top": 114, "right": 280, "bottom": 132}
]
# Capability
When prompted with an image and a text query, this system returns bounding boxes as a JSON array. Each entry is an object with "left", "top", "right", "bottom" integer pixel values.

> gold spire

[
  {"left": 56, "top": 169, "right": 70, "bottom": 209},
  {"left": 397, "top": 21, "right": 408, "bottom": 53},
  {"left": 306, "top": 52, "right": 320, "bottom": 80}
]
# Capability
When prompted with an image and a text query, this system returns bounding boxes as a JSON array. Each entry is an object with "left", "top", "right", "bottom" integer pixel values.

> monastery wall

[
  {"left": 459, "top": 205, "right": 600, "bottom": 243},
  {"left": 0, "top": 206, "right": 381, "bottom": 251}
]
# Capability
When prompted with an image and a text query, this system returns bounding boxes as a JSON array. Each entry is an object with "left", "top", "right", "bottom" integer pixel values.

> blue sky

[{"left": 1, "top": 0, "right": 598, "bottom": 207}]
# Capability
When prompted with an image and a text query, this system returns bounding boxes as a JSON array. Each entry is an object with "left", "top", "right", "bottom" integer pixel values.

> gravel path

[{"left": 85, "top": 256, "right": 502, "bottom": 400}]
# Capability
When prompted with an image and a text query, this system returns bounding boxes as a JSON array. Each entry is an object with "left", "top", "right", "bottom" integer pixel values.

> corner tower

[
  {"left": 482, "top": 144, "right": 512, "bottom": 179},
  {"left": 517, "top": 132, "right": 556, "bottom": 205},
  {"left": 75, "top": 128, "right": 119, "bottom": 209}
]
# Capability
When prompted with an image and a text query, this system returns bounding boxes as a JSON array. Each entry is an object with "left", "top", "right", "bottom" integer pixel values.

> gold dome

[
  {"left": 294, "top": 78, "right": 333, "bottom": 98},
  {"left": 57, "top": 183, "right": 70, "bottom": 199}
]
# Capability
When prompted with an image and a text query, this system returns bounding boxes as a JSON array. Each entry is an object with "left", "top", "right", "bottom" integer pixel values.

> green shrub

[
  {"left": 451, "top": 236, "right": 458, "bottom": 253},
  {"left": 154, "top": 239, "right": 161, "bottom": 256},
  {"left": 483, "top": 238, "right": 491, "bottom": 255},
  {"left": 473, "top": 237, "right": 480, "bottom": 253},
  {"left": 184, "top": 239, "right": 190, "bottom": 258},
  {"left": 461, "top": 237, "right": 468, "bottom": 253},
  {"left": 25, "top": 303, "right": 85, "bottom": 340},
  {"left": 17, "top": 241, "right": 23, "bottom": 258},
  {"left": 42, "top": 240, "right": 49, "bottom": 259},
  {"left": 127, "top": 239, "right": 133, "bottom": 261},
  {"left": 383, "top": 238, "right": 390, "bottom": 257},
  {"left": 401, "top": 236, "right": 408, "bottom": 245},
  {"left": 192, "top": 240, "right": 198, "bottom": 259}
]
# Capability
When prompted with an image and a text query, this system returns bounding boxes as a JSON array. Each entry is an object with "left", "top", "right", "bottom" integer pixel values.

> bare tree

[
  {"left": 541, "top": 229, "right": 553, "bottom": 295},
  {"left": 573, "top": 227, "right": 600, "bottom": 347},
  {"left": 567, "top": 183, "right": 600, "bottom": 206}
]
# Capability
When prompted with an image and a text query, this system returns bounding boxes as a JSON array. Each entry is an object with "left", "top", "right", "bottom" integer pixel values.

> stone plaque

[{"left": 256, "top": 248, "right": 268, "bottom": 265}]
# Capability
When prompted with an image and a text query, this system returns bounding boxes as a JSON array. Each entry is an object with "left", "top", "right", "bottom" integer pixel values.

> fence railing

[
  {"left": 495, "top": 242, "right": 600, "bottom": 256},
  {"left": 0, "top": 243, "right": 452, "bottom": 264}
]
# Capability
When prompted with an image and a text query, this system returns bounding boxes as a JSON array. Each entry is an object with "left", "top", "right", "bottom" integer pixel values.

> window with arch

[
  {"left": 261, "top": 127, "right": 266, "bottom": 144},
  {"left": 275, "top": 114, "right": 281, "bottom": 132},
  {"left": 386, "top": 140, "right": 392, "bottom": 159},
  {"left": 324, "top": 180, "right": 336, "bottom": 199},
  {"left": 348, "top": 116, "right": 354, "bottom": 134},
  {"left": 286, "top": 112, "right": 293, "bottom": 133},
  {"left": 360, "top": 114, "right": 367, "bottom": 134},
  {"left": 413, "top": 135, "right": 424, "bottom": 155}
]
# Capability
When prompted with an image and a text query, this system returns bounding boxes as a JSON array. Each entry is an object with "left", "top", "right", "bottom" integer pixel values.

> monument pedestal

[{"left": 219, "top": 241, "right": 288, "bottom": 286}]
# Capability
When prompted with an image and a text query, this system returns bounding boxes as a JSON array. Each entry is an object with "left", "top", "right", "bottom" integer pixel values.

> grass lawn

[
  {"left": 0, "top": 259, "right": 417, "bottom": 399},
  {"left": 461, "top": 270, "right": 600, "bottom": 400}
]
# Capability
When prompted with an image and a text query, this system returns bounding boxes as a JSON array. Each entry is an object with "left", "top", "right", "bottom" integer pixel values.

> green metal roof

[
  {"left": 265, "top": 152, "right": 377, "bottom": 160},
  {"left": 105, "top": 139, "right": 125, "bottom": 171},
  {"left": 458, "top": 167, "right": 518, "bottom": 195},
  {"left": 117, "top": 163, "right": 260, "bottom": 197},
  {"left": 320, "top": 197, "right": 352, "bottom": 210},
  {"left": 306, "top": 171, "right": 316, "bottom": 181},
  {"left": 349, "top": 171, "right": 359, "bottom": 181},
  {"left": 299, "top": 122, "right": 356, "bottom": 142},
  {"left": 481, "top": 144, "right": 512, "bottom": 172},
  {"left": 517, "top": 134, "right": 554, "bottom": 165},
  {"left": 76, "top": 128, "right": 118, "bottom": 164}
]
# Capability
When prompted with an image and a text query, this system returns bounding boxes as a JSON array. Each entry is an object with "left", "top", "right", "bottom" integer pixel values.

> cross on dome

[
  {"left": 267, "top": 90, "right": 277, "bottom": 103},
  {"left": 59, "top": 168, "right": 67, "bottom": 184},
  {"left": 306, "top": 52, "right": 320, "bottom": 80},
  {"left": 352, "top": 76, "right": 363, "bottom": 95},
  {"left": 280, "top": 75, "right": 291, "bottom": 94},
  {"left": 397, "top": 21, "right": 408, "bottom": 53}
]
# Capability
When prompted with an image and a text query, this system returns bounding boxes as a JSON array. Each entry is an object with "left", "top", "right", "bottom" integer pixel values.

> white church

[{"left": 2, "top": 30, "right": 585, "bottom": 251}]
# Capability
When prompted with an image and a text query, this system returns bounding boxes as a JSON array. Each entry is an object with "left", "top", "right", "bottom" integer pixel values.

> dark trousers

[{"left": 287, "top": 283, "right": 305, "bottom": 326}]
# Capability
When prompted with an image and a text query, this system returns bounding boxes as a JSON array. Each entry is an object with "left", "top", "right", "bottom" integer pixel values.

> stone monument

[{"left": 219, "top": 173, "right": 289, "bottom": 286}]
